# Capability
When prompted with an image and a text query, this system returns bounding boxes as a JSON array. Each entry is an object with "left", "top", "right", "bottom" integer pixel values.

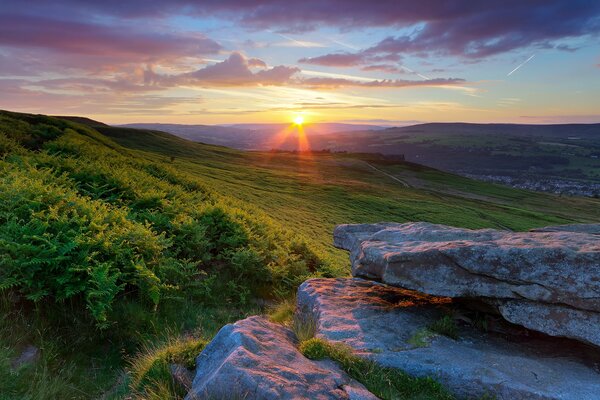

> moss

[{"left": 408, "top": 328, "right": 438, "bottom": 348}]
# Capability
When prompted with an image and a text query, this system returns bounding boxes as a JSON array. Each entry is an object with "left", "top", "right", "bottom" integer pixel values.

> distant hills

[
  {"left": 120, "top": 122, "right": 385, "bottom": 150},
  {"left": 117, "top": 121, "right": 600, "bottom": 196}
]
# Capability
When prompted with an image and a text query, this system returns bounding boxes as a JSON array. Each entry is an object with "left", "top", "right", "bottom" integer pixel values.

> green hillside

[{"left": 1, "top": 110, "right": 599, "bottom": 399}]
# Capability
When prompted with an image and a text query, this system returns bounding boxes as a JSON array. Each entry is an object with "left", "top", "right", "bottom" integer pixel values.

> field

[
  {"left": 99, "top": 124, "right": 600, "bottom": 270},
  {"left": 1, "top": 110, "right": 600, "bottom": 399}
]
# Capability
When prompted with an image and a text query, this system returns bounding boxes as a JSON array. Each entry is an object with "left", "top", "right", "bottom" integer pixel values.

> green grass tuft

[
  {"left": 428, "top": 316, "right": 459, "bottom": 340},
  {"left": 268, "top": 298, "right": 296, "bottom": 325},
  {"left": 300, "top": 337, "right": 455, "bottom": 400},
  {"left": 408, "top": 328, "right": 438, "bottom": 348},
  {"left": 292, "top": 311, "right": 317, "bottom": 342},
  {"left": 127, "top": 335, "right": 207, "bottom": 399}
]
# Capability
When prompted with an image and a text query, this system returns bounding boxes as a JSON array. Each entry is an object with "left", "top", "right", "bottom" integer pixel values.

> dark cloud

[{"left": 4, "top": 1, "right": 598, "bottom": 58}]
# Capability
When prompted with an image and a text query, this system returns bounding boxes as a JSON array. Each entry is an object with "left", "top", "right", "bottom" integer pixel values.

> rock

[
  {"left": 298, "top": 278, "right": 600, "bottom": 400},
  {"left": 169, "top": 363, "right": 194, "bottom": 392},
  {"left": 495, "top": 300, "right": 600, "bottom": 347},
  {"left": 333, "top": 222, "right": 600, "bottom": 346},
  {"left": 185, "top": 316, "right": 377, "bottom": 400},
  {"left": 10, "top": 345, "right": 40, "bottom": 370}
]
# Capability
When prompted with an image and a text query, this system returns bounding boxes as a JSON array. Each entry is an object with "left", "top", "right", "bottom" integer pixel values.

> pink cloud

[
  {"left": 0, "top": 15, "right": 221, "bottom": 69},
  {"left": 146, "top": 52, "right": 300, "bottom": 87}
]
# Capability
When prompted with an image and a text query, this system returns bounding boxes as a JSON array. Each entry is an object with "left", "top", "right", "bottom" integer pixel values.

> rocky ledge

[
  {"left": 183, "top": 222, "right": 600, "bottom": 400},
  {"left": 334, "top": 222, "right": 600, "bottom": 347},
  {"left": 297, "top": 278, "right": 600, "bottom": 400}
]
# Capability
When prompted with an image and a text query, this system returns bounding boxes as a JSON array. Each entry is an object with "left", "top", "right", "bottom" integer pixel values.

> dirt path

[{"left": 364, "top": 162, "right": 411, "bottom": 188}]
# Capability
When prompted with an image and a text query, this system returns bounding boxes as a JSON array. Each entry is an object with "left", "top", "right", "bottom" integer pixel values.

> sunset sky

[{"left": 1, "top": 1, "right": 599, "bottom": 125}]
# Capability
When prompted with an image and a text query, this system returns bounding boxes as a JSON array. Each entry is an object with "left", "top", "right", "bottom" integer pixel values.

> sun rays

[{"left": 268, "top": 113, "right": 312, "bottom": 155}]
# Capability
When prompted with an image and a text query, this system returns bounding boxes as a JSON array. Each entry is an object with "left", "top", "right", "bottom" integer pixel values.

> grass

[
  {"left": 406, "top": 316, "right": 459, "bottom": 348},
  {"left": 408, "top": 328, "right": 438, "bottom": 348},
  {"left": 126, "top": 335, "right": 207, "bottom": 399},
  {"left": 98, "top": 124, "right": 600, "bottom": 273},
  {"left": 428, "top": 316, "right": 459, "bottom": 340},
  {"left": 1, "top": 110, "right": 599, "bottom": 398},
  {"left": 292, "top": 310, "right": 318, "bottom": 343},
  {"left": 268, "top": 297, "right": 296, "bottom": 325},
  {"left": 300, "top": 338, "right": 455, "bottom": 400}
]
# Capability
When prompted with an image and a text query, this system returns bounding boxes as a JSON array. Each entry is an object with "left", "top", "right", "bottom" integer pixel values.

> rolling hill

[
  {"left": 1, "top": 109, "right": 600, "bottom": 399},
  {"left": 129, "top": 121, "right": 600, "bottom": 196}
]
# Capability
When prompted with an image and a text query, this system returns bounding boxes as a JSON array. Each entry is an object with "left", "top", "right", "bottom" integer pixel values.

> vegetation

[
  {"left": 126, "top": 336, "right": 207, "bottom": 399},
  {"left": 1, "top": 109, "right": 599, "bottom": 398},
  {"left": 292, "top": 310, "right": 318, "bottom": 342},
  {"left": 300, "top": 337, "right": 455, "bottom": 400},
  {"left": 428, "top": 316, "right": 459, "bottom": 340}
]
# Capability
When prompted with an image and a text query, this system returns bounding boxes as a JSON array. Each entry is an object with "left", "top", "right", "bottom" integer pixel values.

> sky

[{"left": 0, "top": 1, "right": 599, "bottom": 125}]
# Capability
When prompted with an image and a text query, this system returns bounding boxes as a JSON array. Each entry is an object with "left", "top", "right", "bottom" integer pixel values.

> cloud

[
  {"left": 0, "top": 78, "right": 198, "bottom": 116},
  {"left": 7, "top": 1, "right": 598, "bottom": 57},
  {"left": 141, "top": 52, "right": 465, "bottom": 89},
  {"left": 299, "top": 53, "right": 364, "bottom": 67},
  {"left": 360, "top": 64, "right": 404, "bottom": 74},
  {"left": 146, "top": 52, "right": 300, "bottom": 87},
  {"left": 0, "top": 14, "right": 222, "bottom": 69},
  {"left": 297, "top": 77, "right": 465, "bottom": 89}
]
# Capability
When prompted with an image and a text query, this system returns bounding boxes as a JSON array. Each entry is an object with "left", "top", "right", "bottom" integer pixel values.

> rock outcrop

[
  {"left": 185, "top": 316, "right": 377, "bottom": 400},
  {"left": 297, "top": 278, "right": 600, "bottom": 400},
  {"left": 334, "top": 222, "right": 600, "bottom": 346}
]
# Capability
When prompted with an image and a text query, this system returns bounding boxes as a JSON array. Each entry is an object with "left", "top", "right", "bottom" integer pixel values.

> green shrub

[{"left": 0, "top": 111, "right": 327, "bottom": 327}]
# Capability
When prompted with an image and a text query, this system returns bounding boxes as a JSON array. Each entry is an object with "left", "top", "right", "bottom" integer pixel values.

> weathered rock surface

[
  {"left": 185, "top": 315, "right": 377, "bottom": 400},
  {"left": 298, "top": 278, "right": 600, "bottom": 400},
  {"left": 333, "top": 222, "right": 600, "bottom": 346}
]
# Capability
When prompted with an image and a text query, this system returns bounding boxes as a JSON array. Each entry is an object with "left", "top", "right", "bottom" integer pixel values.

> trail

[{"left": 364, "top": 162, "right": 411, "bottom": 188}]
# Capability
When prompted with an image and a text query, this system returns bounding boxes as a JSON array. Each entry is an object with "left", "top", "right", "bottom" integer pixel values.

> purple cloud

[
  {"left": 5, "top": 1, "right": 598, "bottom": 58},
  {"left": 0, "top": 14, "right": 221, "bottom": 69},
  {"left": 297, "top": 76, "right": 465, "bottom": 89}
]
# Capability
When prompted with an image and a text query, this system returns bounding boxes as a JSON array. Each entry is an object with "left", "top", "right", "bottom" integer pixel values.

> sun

[{"left": 293, "top": 115, "right": 304, "bottom": 125}]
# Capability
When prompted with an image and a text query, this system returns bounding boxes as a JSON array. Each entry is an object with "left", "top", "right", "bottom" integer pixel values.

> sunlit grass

[{"left": 300, "top": 338, "right": 455, "bottom": 400}]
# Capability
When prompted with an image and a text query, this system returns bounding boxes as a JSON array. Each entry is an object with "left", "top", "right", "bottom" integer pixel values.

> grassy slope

[
  {"left": 1, "top": 111, "right": 599, "bottom": 399},
  {"left": 98, "top": 125, "right": 600, "bottom": 272}
]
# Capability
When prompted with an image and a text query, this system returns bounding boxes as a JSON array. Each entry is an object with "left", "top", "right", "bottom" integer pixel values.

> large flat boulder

[
  {"left": 185, "top": 315, "right": 377, "bottom": 400},
  {"left": 298, "top": 278, "right": 600, "bottom": 400},
  {"left": 333, "top": 222, "right": 600, "bottom": 346}
]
